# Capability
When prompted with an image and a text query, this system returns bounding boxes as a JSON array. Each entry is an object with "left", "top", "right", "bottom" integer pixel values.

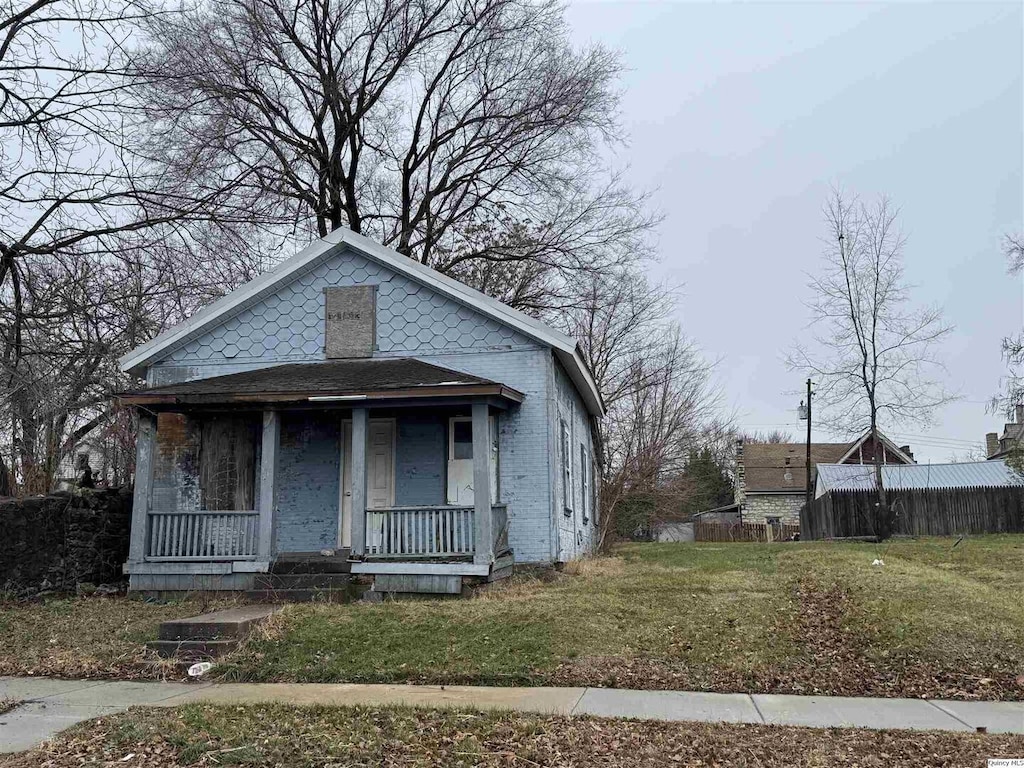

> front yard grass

[
  {"left": 0, "top": 595, "right": 239, "bottom": 679},
  {"left": 1, "top": 536, "right": 1021, "bottom": 699},
  {"left": 221, "top": 535, "right": 1024, "bottom": 699},
  {"left": 4, "top": 703, "right": 1023, "bottom": 768}
]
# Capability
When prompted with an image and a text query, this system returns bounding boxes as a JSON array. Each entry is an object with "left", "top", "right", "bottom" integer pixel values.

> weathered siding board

[
  {"left": 149, "top": 244, "right": 533, "bottom": 383},
  {"left": 395, "top": 412, "right": 445, "bottom": 506},
  {"left": 275, "top": 412, "right": 341, "bottom": 552}
]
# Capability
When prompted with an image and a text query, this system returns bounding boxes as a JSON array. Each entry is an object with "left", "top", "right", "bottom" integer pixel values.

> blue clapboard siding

[
  {"left": 395, "top": 412, "right": 446, "bottom": 507},
  {"left": 275, "top": 412, "right": 340, "bottom": 552}
]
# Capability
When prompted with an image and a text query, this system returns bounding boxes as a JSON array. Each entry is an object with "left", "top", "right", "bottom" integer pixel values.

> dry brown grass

[
  {"left": 3, "top": 703, "right": 1022, "bottom": 768},
  {"left": 0, "top": 595, "right": 242, "bottom": 680}
]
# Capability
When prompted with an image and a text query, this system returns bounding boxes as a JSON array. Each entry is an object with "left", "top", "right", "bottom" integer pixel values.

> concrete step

[
  {"left": 252, "top": 573, "right": 353, "bottom": 590},
  {"left": 146, "top": 639, "right": 239, "bottom": 660},
  {"left": 271, "top": 550, "right": 352, "bottom": 574},
  {"left": 158, "top": 605, "right": 281, "bottom": 641}
]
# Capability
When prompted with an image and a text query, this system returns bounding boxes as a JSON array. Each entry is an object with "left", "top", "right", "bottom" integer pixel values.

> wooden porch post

[
  {"left": 258, "top": 410, "right": 280, "bottom": 563},
  {"left": 350, "top": 407, "right": 369, "bottom": 556},
  {"left": 472, "top": 402, "right": 493, "bottom": 565},
  {"left": 127, "top": 411, "right": 157, "bottom": 564}
]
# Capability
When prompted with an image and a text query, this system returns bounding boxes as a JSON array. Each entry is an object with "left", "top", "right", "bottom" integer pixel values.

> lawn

[
  {"left": 220, "top": 536, "right": 1024, "bottom": 699},
  {"left": 1, "top": 536, "right": 1022, "bottom": 699},
  {"left": 0, "top": 595, "right": 240, "bottom": 679},
  {"left": 2, "top": 703, "right": 1022, "bottom": 767}
]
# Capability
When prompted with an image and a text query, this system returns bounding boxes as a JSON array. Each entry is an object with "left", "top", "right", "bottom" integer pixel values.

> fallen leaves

[{"left": 2, "top": 704, "right": 1022, "bottom": 768}]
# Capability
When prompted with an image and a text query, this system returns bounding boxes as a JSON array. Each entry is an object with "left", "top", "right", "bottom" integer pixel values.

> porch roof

[{"left": 118, "top": 358, "right": 525, "bottom": 407}]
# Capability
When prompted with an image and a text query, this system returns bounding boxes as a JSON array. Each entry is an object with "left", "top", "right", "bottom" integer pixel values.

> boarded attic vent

[{"left": 324, "top": 285, "right": 376, "bottom": 358}]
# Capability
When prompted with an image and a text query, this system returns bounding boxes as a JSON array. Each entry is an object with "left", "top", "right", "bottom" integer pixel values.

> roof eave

[{"left": 117, "top": 382, "right": 524, "bottom": 407}]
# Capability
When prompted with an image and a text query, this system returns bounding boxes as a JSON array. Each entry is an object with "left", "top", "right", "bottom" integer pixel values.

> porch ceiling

[{"left": 118, "top": 358, "right": 525, "bottom": 407}]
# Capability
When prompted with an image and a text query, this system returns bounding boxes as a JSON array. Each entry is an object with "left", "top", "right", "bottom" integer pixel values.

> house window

[
  {"left": 452, "top": 419, "right": 473, "bottom": 460},
  {"left": 580, "top": 443, "right": 589, "bottom": 524},
  {"left": 561, "top": 419, "right": 572, "bottom": 515}
]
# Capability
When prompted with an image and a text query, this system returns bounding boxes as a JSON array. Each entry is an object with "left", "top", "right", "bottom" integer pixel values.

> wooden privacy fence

[
  {"left": 695, "top": 521, "right": 800, "bottom": 543},
  {"left": 801, "top": 487, "right": 1024, "bottom": 540}
]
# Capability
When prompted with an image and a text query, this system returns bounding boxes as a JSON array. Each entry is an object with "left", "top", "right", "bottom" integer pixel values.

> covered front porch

[{"left": 121, "top": 359, "right": 521, "bottom": 592}]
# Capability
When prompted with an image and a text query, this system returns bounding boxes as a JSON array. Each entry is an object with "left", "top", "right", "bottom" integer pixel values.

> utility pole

[{"left": 798, "top": 379, "right": 813, "bottom": 511}]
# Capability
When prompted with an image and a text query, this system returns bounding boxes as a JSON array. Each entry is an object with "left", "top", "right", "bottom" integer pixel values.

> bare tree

[
  {"left": 134, "top": 0, "right": 656, "bottom": 311},
  {"left": 552, "top": 268, "right": 726, "bottom": 543},
  {"left": 788, "top": 190, "right": 954, "bottom": 537},
  {"left": 992, "top": 233, "right": 1024, "bottom": 472},
  {"left": 0, "top": 0, "right": 228, "bottom": 492},
  {"left": 739, "top": 430, "right": 793, "bottom": 444}
]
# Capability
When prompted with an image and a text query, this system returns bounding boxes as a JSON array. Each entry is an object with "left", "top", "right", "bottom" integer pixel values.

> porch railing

[
  {"left": 146, "top": 510, "right": 259, "bottom": 561},
  {"left": 365, "top": 504, "right": 511, "bottom": 559},
  {"left": 366, "top": 505, "right": 475, "bottom": 558}
]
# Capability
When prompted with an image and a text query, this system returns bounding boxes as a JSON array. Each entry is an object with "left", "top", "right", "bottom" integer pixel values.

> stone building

[{"left": 735, "top": 431, "right": 914, "bottom": 525}]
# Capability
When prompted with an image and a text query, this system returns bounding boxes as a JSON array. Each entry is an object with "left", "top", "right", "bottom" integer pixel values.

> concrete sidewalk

[{"left": 1, "top": 676, "right": 1022, "bottom": 753}]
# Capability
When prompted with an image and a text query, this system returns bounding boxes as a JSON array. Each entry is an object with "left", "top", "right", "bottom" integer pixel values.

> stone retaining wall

[{"left": 0, "top": 488, "right": 131, "bottom": 596}]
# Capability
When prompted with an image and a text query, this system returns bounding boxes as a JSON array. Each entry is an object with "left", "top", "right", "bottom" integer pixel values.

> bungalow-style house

[
  {"left": 734, "top": 431, "right": 914, "bottom": 525},
  {"left": 117, "top": 229, "right": 603, "bottom": 595}
]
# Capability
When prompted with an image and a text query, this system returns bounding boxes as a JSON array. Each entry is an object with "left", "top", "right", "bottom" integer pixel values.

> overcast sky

[{"left": 566, "top": 0, "right": 1024, "bottom": 462}]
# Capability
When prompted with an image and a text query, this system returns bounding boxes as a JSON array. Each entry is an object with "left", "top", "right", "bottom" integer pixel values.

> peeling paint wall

[
  {"left": 151, "top": 413, "right": 202, "bottom": 513},
  {"left": 395, "top": 412, "right": 446, "bottom": 507},
  {"left": 275, "top": 412, "right": 341, "bottom": 552}
]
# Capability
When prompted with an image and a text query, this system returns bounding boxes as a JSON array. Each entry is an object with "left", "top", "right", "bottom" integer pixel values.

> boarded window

[{"left": 199, "top": 414, "right": 259, "bottom": 510}]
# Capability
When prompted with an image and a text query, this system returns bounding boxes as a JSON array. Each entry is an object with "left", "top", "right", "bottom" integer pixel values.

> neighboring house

[
  {"left": 734, "top": 431, "right": 914, "bottom": 525},
  {"left": 117, "top": 228, "right": 603, "bottom": 594},
  {"left": 985, "top": 405, "right": 1024, "bottom": 460}
]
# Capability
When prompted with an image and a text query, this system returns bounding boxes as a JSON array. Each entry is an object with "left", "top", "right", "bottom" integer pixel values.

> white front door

[
  {"left": 340, "top": 419, "right": 395, "bottom": 549},
  {"left": 446, "top": 416, "right": 498, "bottom": 505}
]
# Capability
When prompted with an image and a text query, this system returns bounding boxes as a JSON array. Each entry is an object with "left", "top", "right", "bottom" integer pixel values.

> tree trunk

[{"left": 871, "top": 415, "right": 890, "bottom": 540}]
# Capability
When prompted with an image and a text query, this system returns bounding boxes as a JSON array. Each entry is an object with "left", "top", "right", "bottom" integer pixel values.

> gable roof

[
  {"left": 836, "top": 429, "right": 915, "bottom": 465},
  {"left": 740, "top": 442, "right": 851, "bottom": 493},
  {"left": 817, "top": 460, "right": 1024, "bottom": 493},
  {"left": 119, "top": 228, "right": 604, "bottom": 415},
  {"left": 739, "top": 429, "right": 915, "bottom": 494}
]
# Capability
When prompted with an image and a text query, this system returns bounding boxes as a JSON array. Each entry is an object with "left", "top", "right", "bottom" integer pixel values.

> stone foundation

[{"left": 741, "top": 493, "right": 804, "bottom": 525}]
